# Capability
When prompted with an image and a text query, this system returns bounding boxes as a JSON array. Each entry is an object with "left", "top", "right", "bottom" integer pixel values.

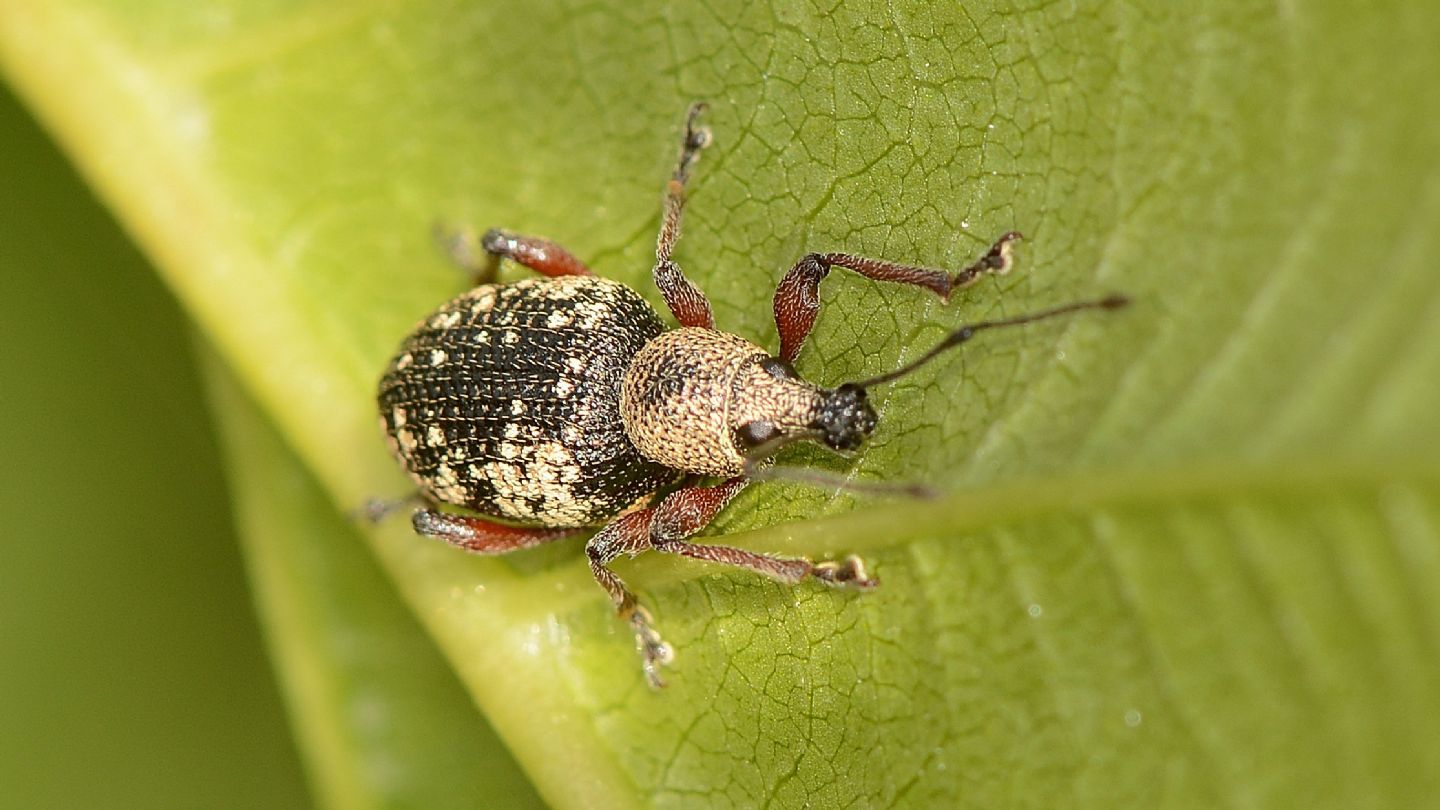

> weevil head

[
  {"left": 723, "top": 355, "right": 879, "bottom": 459},
  {"left": 623, "top": 329, "right": 878, "bottom": 476},
  {"left": 731, "top": 355, "right": 863, "bottom": 456}
]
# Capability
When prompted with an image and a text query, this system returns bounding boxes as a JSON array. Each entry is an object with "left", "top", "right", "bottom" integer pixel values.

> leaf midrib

[{"left": 516, "top": 454, "right": 1440, "bottom": 621}]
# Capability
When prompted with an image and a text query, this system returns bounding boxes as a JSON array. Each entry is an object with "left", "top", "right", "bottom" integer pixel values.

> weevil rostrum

[{"left": 374, "top": 103, "right": 1127, "bottom": 687}]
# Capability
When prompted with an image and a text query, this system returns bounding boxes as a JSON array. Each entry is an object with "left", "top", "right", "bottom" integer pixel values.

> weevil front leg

[
  {"left": 771, "top": 231, "right": 1023, "bottom": 362},
  {"left": 586, "top": 476, "right": 877, "bottom": 687}
]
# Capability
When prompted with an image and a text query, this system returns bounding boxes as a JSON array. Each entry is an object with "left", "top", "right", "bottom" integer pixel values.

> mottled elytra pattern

[{"left": 379, "top": 275, "right": 682, "bottom": 526}]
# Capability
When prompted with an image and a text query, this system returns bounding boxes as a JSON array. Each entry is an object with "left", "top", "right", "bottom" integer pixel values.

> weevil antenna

[{"left": 851, "top": 294, "right": 1130, "bottom": 390}]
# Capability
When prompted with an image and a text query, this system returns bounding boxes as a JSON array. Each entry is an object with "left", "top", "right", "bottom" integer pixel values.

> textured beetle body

[{"left": 379, "top": 275, "right": 682, "bottom": 527}]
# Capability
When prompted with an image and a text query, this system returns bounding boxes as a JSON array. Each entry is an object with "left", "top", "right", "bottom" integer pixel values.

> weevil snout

[{"left": 812, "top": 383, "right": 877, "bottom": 452}]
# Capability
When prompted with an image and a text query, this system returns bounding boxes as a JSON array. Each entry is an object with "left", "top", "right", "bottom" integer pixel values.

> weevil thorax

[{"left": 621, "top": 327, "right": 834, "bottom": 476}]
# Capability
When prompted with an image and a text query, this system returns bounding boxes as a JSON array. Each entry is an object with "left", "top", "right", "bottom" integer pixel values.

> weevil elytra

[{"left": 374, "top": 103, "right": 1127, "bottom": 686}]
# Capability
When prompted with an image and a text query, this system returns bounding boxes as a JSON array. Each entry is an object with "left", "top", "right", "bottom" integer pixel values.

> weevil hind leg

[
  {"left": 433, "top": 221, "right": 593, "bottom": 283},
  {"left": 433, "top": 223, "right": 502, "bottom": 285},
  {"left": 353, "top": 492, "right": 424, "bottom": 524},
  {"left": 479, "top": 228, "right": 593, "bottom": 278},
  {"left": 411, "top": 509, "right": 580, "bottom": 554}
]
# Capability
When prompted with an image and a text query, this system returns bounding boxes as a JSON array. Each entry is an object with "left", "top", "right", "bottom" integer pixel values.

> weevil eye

[
  {"left": 735, "top": 420, "right": 782, "bottom": 450},
  {"left": 759, "top": 357, "right": 799, "bottom": 380}
]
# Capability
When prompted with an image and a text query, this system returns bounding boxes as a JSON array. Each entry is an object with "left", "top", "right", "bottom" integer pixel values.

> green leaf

[
  {"left": 0, "top": 82, "right": 309, "bottom": 810},
  {"left": 207, "top": 357, "right": 544, "bottom": 810},
  {"left": 4, "top": 0, "right": 1439, "bottom": 806}
]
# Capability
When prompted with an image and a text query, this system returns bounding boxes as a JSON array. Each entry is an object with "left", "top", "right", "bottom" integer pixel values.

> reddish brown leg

[
  {"left": 585, "top": 507, "right": 672, "bottom": 686},
  {"left": 481, "top": 228, "right": 593, "bottom": 278},
  {"left": 652, "top": 102, "right": 715, "bottom": 328},
  {"left": 772, "top": 231, "right": 1024, "bottom": 363},
  {"left": 412, "top": 509, "right": 578, "bottom": 554},
  {"left": 434, "top": 225, "right": 593, "bottom": 283},
  {"left": 586, "top": 476, "right": 877, "bottom": 687}
]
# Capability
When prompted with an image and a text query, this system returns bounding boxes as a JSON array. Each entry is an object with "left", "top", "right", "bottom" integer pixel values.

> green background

[
  {"left": 0, "top": 83, "right": 310, "bottom": 808},
  {"left": 3, "top": 0, "right": 1438, "bottom": 807}
]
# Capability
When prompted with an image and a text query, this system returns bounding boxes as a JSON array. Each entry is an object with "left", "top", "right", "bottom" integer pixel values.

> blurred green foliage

[{"left": 0, "top": 85, "right": 310, "bottom": 808}]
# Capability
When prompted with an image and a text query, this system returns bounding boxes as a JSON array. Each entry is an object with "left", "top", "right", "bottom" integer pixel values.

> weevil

[{"left": 375, "top": 103, "right": 1126, "bottom": 686}]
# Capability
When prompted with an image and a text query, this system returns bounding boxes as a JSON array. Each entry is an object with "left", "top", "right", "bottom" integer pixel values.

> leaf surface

[
  {"left": 3, "top": 0, "right": 1439, "bottom": 805},
  {"left": 209, "top": 360, "right": 545, "bottom": 809}
]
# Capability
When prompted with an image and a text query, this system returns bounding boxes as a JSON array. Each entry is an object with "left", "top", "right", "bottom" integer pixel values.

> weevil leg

[
  {"left": 412, "top": 509, "right": 579, "bottom": 553},
  {"left": 433, "top": 224, "right": 502, "bottom": 285},
  {"left": 949, "top": 230, "right": 1025, "bottom": 289},
  {"left": 354, "top": 492, "right": 424, "bottom": 523},
  {"left": 433, "top": 222, "right": 594, "bottom": 282},
  {"left": 652, "top": 102, "right": 716, "bottom": 329},
  {"left": 586, "top": 507, "right": 673, "bottom": 687},
  {"left": 587, "top": 476, "right": 879, "bottom": 687},
  {"left": 648, "top": 477, "right": 878, "bottom": 589},
  {"left": 772, "top": 231, "right": 1024, "bottom": 363},
  {"left": 479, "top": 228, "right": 593, "bottom": 278}
]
